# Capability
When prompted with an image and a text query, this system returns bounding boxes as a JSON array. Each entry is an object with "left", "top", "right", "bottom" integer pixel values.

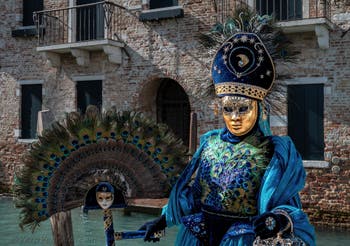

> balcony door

[
  {"left": 255, "top": 0, "right": 302, "bottom": 21},
  {"left": 76, "top": 0, "right": 104, "bottom": 41}
]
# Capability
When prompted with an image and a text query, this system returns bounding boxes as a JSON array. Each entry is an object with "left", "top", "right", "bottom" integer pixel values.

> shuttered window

[
  {"left": 149, "top": 0, "right": 177, "bottom": 9},
  {"left": 23, "top": 0, "right": 43, "bottom": 26},
  {"left": 157, "top": 79, "right": 190, "bottom": 146},
  {"left": 288, "top": 84, "right": 324, "bottom": 160},
  {"left": 77, "top": 80, "right": 102, "bottom": 113},
  {"left": 21, "top": 84, "right": 42, "bottom": 139}
]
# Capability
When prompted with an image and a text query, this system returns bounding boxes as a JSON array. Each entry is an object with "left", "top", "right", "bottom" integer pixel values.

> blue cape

[{"left": 163, "top": 129, "right": 316, "bottom": 246}]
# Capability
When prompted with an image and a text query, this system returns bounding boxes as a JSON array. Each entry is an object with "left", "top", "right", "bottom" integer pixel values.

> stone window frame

[
  {"left": 11, "top": 0, "right": 44, "bottom": 37},
  {"left": 285, "top": 76, "right": 329, "bottom": 169},
  {"left": 72, "top": 74, "right": 105, "bottom": 113},
  {"left": 139, "top": 0, "right": 184, "bottom": 21},
  {"left": 16, "top": 79, "right": 44, "bottom": 143}
]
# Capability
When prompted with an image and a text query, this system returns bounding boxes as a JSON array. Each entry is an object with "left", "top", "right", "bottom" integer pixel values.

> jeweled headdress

[
  {"left": 199, "top": 8, "right": 296, "bottom": 101},
  {"left": 212, "top": 32, "right": 275, "bottom": 100}
]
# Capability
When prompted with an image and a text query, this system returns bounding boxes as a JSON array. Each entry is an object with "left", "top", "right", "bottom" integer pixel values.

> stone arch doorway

[
  {"left": 15, "top": 106, "right": 187, "bottom": 245},
  {"left": 156, "top": 79, "right": 191, "bottom": 147}
]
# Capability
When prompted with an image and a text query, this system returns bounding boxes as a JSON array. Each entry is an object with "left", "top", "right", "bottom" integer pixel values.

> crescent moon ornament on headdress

[{"left": 236, "top": 54, "right": 249, "bottom": 67}]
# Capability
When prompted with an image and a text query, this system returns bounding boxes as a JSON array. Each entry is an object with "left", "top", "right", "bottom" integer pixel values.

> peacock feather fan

[{"left": 14, "top": 106, "right": 188, "bottom": 231}]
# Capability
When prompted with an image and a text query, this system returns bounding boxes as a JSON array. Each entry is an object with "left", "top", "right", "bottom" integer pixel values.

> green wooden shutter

[
  {"left": 77, "top": 80, "right": 102, "bottom": 113},
  {"left": 288, "top": 84, "right": 324, "bottom": 160},
  {"left": 23, "top": 0, "right": 43, "bottom": 26},
  {"left": 21, "top": 84, "right": 42, "bottom": 139}
]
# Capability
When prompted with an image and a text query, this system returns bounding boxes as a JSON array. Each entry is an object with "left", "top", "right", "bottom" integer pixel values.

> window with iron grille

[
  {"left": 288, "top": 84, "right": 324, "bottom": 160},
  {"left": 255, "top": 0, "right": 302, "bottom": 21},
  {"left": 23, "top": 0, "right": 43, "bottom": 26},
  {"left": 76, "top": 0, "right": 104, "bottom": 41},
  {"left": 21, "top": 84, "right": 42, "bottom": 139},
  {"left": 149, "top": 0, "right": 178, "bottom": 9},
  {"left": 157, "top": 79, "right": 190, "bottom": 147},
  {"left": 77, "top": 80, "right": 102, "bottom": 114}
]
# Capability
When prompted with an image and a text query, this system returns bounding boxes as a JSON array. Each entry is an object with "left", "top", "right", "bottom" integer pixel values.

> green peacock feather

[{"left": 14, "top": 106, "right": 188, "bottom": 231}]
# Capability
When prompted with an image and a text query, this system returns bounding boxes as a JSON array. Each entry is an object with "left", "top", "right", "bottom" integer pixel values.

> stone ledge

[
  {"left": 303, "top": 160, "right": 329, "bottom": 168},
  {"left": 11, "top": 26, "right": 37, "bottom": 37},
  {"left": 139, "top": 6, "right": 184, "bottom": 21}
]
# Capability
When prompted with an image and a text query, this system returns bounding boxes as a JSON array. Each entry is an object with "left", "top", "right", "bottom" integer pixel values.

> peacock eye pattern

[{"left": 16, "top": 108, "right": 188, "bottom": 228}]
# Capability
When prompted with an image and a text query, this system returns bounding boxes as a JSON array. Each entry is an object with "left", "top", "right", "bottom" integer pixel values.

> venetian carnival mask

[
  {"left": 95, "top": 182, "right": 115, "bottom": 210},
  {"left": 96, "top": 191, "right": 114, "bottom": 210},
  {"left": 222, "top": 96, "right": 258, "bottom": 136}
]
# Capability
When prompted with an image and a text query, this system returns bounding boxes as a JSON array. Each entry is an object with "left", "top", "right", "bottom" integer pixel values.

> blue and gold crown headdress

[
  {"left": 199, "top": 8, "right": 296, "bottom": 101},
  {"left": 212, "top": 32, "right": 275, "bottom": 100}
]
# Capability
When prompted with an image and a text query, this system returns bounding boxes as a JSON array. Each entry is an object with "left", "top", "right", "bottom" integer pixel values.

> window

[
  {"left": 149, "top": 0, "right": 177, "bottom": 9},
  {"left": 255, "top": 0, "right": 302, "bottom": 21},
  {"left": 288, "top": 84, "right": 324, "bottom": 160},
  {"left": 157, "top": 79, "right": 190, "bottom": 146},
  {"left": 139, "top": 0, "right": 183, "bottom": 21},
  {"left": 23, "top": 0, "right": 43, "bottom": 26},
  {"left": 21, "top": 84, "right": 42, "bottom": 139},
  {"left": 77, "top": 80, "right": 102, "bottom": 113}
]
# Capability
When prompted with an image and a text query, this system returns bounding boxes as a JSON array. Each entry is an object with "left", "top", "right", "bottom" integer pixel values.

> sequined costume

[{"left": 163, "top": 121, "right": 315, "bottom": 245}]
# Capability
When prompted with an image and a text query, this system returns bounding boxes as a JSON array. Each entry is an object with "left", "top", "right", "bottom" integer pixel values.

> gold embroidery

[{"left": 215, "top": 82, "right": 268, "bottom": 100}]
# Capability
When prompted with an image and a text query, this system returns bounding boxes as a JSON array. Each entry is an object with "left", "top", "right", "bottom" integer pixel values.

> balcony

[
  {"left": 34, "top": 1, "right": 128, "bottom": 66},
  {"left": 215, "top": 0, "right": 334, "bottom": 49}
]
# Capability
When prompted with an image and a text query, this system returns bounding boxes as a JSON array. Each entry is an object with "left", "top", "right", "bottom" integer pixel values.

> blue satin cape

[{"left": 162, "top": 129, "right": 316, "bottom": 246}]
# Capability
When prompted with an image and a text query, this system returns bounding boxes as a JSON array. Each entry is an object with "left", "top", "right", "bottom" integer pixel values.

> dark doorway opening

[{"left": 156, "top": 79, "right": 190, "bottom": 147}]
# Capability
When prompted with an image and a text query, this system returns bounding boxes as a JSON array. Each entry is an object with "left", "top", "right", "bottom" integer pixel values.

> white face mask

[{"left": 96, "top": 192, "right": 114, "bottom": 210}]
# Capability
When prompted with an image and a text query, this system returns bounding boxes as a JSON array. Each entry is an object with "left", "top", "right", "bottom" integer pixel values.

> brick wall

[{"left": 0, "top": 0, "right": 349, "bottom": 228}]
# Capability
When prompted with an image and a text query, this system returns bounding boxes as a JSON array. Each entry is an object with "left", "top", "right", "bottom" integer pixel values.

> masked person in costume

[{"left": 139, "top": 18, "right": 316, "bottom": 246}]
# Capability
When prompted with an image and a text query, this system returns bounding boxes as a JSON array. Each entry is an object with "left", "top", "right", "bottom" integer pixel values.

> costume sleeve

[{"left": 258, "top": 136, "right": 316, "bottom": 246}]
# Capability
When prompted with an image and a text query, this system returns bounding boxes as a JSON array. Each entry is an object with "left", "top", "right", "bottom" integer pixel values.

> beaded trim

[{"left": 215, "top": 82, "right": 267, "bottom": 100}]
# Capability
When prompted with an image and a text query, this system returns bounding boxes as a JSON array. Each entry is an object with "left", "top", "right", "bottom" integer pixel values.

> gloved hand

[
  {"left": 254, "top": 212, "right": 290, "bottom": 239},
  {"left": 139, "top": 214, "right": 167, "bottom": 242}
]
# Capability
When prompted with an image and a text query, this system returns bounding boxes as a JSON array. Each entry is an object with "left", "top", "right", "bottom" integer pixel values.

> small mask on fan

[{"left": 95, "top": 182, "right": 115, "bottom": 210}]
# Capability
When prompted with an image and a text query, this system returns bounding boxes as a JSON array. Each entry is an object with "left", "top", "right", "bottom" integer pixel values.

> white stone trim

[
  {"left": 17, "top": 79, "right": 44, "bottom": 85},
  {"left": 14, "top": 129, "right": 21, "bottom": 138},
  {"left": 141, "top": 5, "right": 183, "bottom": 13},
  {"left": 270, "top": 115, "right": 287, "bottom": 127},
  {"left": 71, "top": 74, "right": 105, "bottom": 81},
  {"left": 284, "top": 77, "right": 328, "bottom": 85},
  {"left": 315, "top": 24, "right": 330, "bottom": 49},
  {"left": 128, "top": 5, "right": 142, "bottom": 11},
  {"left": 303, "top": 160, "right": 329, "bottom": 168},
  {"left": 247, "top": 0, "right": 254, "bottom": 8},
  {"left": 303, "top": 0, "right": 309, "bottom": 19},
  {"left": 71, "top": 49, "right": 90, "bottom": 66},
  {"left": 17, "top": 138, "right": 38, "bottom": 143}
]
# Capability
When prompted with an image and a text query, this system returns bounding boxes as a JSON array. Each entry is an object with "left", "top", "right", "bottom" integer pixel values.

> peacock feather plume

[
  {"left": 199, "top": 7, "right": 298, "bottom": 62},
  {"left": 14, "top": 106, "right": 188, "bottom": 231}
]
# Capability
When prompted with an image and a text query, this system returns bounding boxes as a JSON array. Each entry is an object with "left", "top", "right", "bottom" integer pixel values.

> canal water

[{"left": 0, "top": 197, "right": 349, "bottom": 246}]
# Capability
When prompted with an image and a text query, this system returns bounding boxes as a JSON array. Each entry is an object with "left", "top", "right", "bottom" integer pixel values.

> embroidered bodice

[{"left": 193, "top": 132, "right": 271, "bottom": 216}]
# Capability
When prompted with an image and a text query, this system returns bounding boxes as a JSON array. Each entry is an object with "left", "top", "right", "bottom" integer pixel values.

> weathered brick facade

[{"left": 0, "top": 0, "right": 349, "bottom": 228}]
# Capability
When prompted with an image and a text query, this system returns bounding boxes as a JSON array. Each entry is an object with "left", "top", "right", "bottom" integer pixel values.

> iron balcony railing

[
  {"left": 214, "top": 0, "right": 332, "bottom": 23},
  {"left": 34, "top": 1, "right": 127, "bottom": 47}
]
